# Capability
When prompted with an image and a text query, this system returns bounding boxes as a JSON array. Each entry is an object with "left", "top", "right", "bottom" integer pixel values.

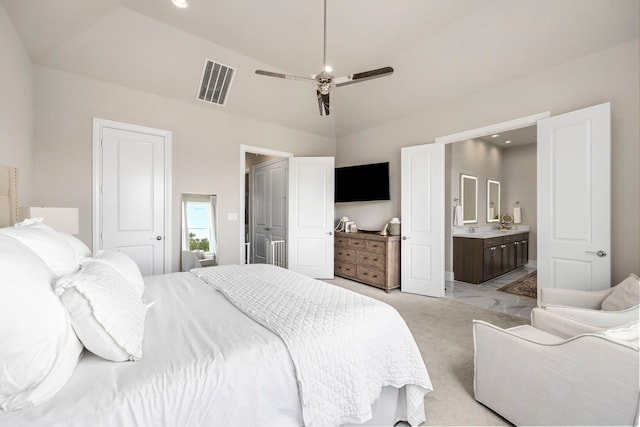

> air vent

[{"left": 197, "top": 59, "right": 235, "bottom": 106}]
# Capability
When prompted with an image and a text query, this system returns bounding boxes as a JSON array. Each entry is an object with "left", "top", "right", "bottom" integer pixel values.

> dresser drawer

[
  {"left": 335, "top": 261, "right": 356, "bottom": 278},
  {"left": 335, "top": 235, "right": 349, "bottom": 247},
  {"left": 347, "top": 238, "right": 366, "bottom": 249},
  {"left": 357, "top": 250, "right": 385, "bottom": 269},
  {"left": 335, "top": 247, "right": 356, "bottom": 263},
  {"left": 365, "top": 239, "right": 386, "bottom": 253},
  {"left": 357, "top": 266, "right": 386, "bottom": 287}
]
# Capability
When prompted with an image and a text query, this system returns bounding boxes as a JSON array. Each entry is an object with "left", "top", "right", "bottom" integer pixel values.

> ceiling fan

[{"left": 255, "top": 0, "right": 394, "bottom": 116}]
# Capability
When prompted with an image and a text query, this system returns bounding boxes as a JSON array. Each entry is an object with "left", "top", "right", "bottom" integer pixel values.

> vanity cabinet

[
  {"left": 454, "top": 232, "right": 529, "bottom": 284},
  {"left": 334, "top": 231, "right": 400, "bottom": 292}
]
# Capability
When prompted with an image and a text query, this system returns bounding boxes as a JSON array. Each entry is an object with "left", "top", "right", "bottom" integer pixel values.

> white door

[
  {"left": 288, "top": 157, "right": 335, "bottom": 278},
  {"left": 537, "top": 102, "right": 611, "bottom": 291},
  {"left": 99, "top": 125, "right": 169, "bottom": 276},
  {"left": 251, "top": 159, "right": 288, "bottom": 264},
  {"left": 401, "top": 144, "right": 445, "bottom": 297}
]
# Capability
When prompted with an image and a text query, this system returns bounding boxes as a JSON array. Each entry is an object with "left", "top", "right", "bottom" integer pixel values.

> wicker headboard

[{"left": 0, "top": 165, "right": 18, "bottom": 228}]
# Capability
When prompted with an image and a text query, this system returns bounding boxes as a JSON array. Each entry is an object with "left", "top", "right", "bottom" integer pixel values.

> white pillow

[
  {"left": 55, "top": 260, "right": 148, "bottom": 362},
  {"left": 0, "top": 234, "right": 83, "bottom": 411},
  {"left": 601, "top": 274, "right": 640, "bottom": 311},
  {"left": 83, "top": 250, "right": 145, "bottom": 296},
  {"left": 15, "top": 217, "right": 91, "bottom": 260},
  {"left": 0, "top": 221, "right": 78, "bottom": 276},
  {"left": 57, "top": 231, "right": 92, "bottom": 259}
]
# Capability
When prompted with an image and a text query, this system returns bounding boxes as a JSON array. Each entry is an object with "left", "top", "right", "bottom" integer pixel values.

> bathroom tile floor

[{"left": 445, "top": 266, "right": 538, "bottom": 319}]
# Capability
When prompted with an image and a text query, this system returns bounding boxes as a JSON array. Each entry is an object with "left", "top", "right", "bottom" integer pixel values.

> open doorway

[
  {"left": 435, "top": 112, "right": 550, "bottom": 281},
  {"left": 447, "top": 125, "right": 538, "bottom": 281},
  {"left": 239, "top": 145, "right": 292, "bottom": 264}
]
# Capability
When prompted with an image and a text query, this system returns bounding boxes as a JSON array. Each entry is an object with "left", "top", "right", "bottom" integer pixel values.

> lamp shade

[{"left": 19, "top": 207, "right": 79, "bottom": 235}]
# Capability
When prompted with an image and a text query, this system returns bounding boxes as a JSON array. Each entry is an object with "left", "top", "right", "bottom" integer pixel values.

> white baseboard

[{"left": 445, "top": 270, "right": 455, "bottom": 282}]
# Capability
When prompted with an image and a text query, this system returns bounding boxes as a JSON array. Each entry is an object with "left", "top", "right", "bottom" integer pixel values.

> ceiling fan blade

[
  {"left": 255, "top": 69, "right": 313, "bottom": 82},
  {"left": 334, "top": 66, "right": 394, "bottom": 87},
  {"left": 316, "top": 90, "right": 330, "bottom": 116}
]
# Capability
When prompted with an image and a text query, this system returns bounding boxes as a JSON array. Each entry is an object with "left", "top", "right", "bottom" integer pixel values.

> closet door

[
  {"left": 251, "top": 159, "right": 288, "bottom": 264},
  {"left": 96, "top": 119, "right": 171, "bottom": 276}
]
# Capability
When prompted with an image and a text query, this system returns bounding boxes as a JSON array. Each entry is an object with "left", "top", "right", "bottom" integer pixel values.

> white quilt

[{"left": 192, "top": 264, "right": 433, "bottom": 427}]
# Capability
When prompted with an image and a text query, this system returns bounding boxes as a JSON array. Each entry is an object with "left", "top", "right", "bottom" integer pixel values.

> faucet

[{"left": 467, "top": 226, "right": 477, "bottom": 233}]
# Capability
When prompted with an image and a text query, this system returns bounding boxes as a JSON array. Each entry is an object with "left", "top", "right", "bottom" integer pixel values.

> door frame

[
  {"left": 92, "top": 118, "right": 173, "bottom": 272},
  {"left": 433, "top": 111, "right": 550, "bottom": 281},
  {"left": 239, "top": 145, "right": 292, "bottom": 263}
]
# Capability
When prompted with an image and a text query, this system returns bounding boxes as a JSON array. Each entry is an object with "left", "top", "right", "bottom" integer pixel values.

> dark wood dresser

[{"left": 334, "top": 231, "right": 400, "bottom": 292}]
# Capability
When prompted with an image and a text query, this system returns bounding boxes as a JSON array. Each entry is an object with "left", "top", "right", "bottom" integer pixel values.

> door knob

[
  {"left": 156, "top": 236, "right": 163, "bottom": 241},
  {"left": 402, "top": 236, "right": 410, "bottom": 240},
  {"left": 326, "top": 231, "right": 333, "bottom": 236},
  {"left": 586, "top": 250, "right": 607, "bottom": 258}
]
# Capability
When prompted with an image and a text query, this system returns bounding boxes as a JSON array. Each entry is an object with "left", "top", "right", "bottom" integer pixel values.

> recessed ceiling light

[
  {"left": 491, "top": 134, "right": 500, "bottom": 138},
  {"left": 172, "top": 0, "right": 188, "bottom": 8},
  {"left": 505, "top": 140, "right": 512, "bottom": 144}
]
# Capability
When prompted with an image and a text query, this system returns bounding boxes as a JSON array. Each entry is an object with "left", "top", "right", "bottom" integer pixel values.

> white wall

[
  {"left": 32, "top": 66, "right": 335, "bottom": 271},
  {"left": 502, "top": 144, "right": 537, "bottom": 260},
  {"left": 336, "top": 39, "right": 640, "bottom": 284},
  {"left": 0, "top": 5, "right": 34, "bottom": 206},
  {"left": 450, "top": 138, "right": 503, "bottom": 229}
]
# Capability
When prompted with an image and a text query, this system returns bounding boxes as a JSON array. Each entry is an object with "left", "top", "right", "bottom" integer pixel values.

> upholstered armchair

[
  {"left": 181, "top": 250, "right": 217, "bottom": 271},
  {"left": 473, "top": 308, "right": 639, "bottom": 426},
  {"left": 540, "top": 273, "right": 640, "bottom": 328}
]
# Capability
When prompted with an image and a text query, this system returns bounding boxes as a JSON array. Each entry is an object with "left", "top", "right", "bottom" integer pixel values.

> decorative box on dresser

[{"left": 334, "top": 231, "right": 400, "bottom": 292}]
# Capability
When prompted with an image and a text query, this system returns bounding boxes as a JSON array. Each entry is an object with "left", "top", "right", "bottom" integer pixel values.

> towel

[
  {"left": 453, "top": 205, "right": 463, "bottom": 226},
  {"left": 513, "top": 206, "right": 522, "bottom": 224}
]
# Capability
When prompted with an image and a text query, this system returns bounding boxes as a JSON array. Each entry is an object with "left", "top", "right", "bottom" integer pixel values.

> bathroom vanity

[{"left": 453, "top": 229, "right": 529, "bottom": 284}]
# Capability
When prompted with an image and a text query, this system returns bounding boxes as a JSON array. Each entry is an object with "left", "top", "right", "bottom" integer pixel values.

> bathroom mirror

[
  {"left": 181, "top": 193, "right": 218, "bottom": 271},
  {"left": 487, "top": 180, "right": 500, "bottom": 223},
  {"left": 460, "top": 174, "right": 478, "bottom": 224}
]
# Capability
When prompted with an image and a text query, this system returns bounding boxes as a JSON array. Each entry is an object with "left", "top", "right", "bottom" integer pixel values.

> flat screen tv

[{"left": 335, "top": 162, "right": 390, "bottom": 203}]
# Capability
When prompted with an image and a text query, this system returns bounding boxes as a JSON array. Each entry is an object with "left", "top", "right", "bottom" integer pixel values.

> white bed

[{"left": 0, "top": 166, "right": 432, "bottom": 427}]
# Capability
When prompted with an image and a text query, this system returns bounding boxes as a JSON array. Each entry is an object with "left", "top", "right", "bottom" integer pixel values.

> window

[{"left": 182, "top": 194, "right": 217, "bottom": 255}]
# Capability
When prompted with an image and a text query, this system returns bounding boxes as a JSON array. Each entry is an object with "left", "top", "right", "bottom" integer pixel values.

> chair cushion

[
  {"left": 506, "top": 324, "right": 565, "bottom": 344},
  {"left": 601, "top": 274, "right": 640, "bottom": 311},
  {"left": 600, "top": 321, "right": 639, "bottom": 348}
]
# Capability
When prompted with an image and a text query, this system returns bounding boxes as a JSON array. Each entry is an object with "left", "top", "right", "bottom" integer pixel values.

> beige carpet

[{"left": 325, "top": 277, "right": 528, "bottom": 426}]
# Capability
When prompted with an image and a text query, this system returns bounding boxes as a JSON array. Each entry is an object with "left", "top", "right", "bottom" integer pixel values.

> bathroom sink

[{"left": 454, "top": 229, "right": 522, "bottom": 238}]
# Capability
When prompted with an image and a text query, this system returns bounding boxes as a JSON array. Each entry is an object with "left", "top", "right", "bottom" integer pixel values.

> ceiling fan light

[
  {"left": 324, "top": 65, "right": 333, "bottom": 73},
  {"left": 172, "top": 0, "right": 188, "bottom": 8}
]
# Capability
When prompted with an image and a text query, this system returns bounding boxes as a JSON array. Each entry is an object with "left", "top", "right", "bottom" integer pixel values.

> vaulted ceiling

[{"left": 2, "top": 0, "right": 638, "bottom": 139}]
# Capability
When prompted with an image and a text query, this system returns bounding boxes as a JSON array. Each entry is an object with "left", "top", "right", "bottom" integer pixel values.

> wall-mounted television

[{"left": 335, "top": 162, "right": 390, "bottom": 203}]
